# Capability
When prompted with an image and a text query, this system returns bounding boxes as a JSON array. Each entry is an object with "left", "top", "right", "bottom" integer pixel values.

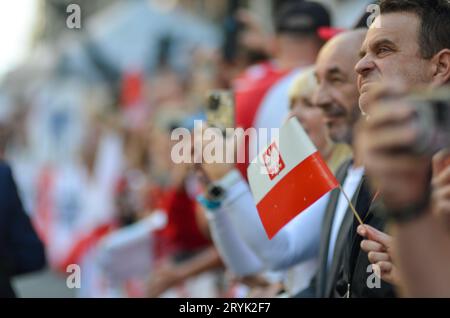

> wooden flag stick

[{"left": 338, "top": 184, "right": 364, "bottom": 226}]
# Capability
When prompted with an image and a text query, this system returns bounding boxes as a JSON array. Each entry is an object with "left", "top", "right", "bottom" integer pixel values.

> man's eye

[
  {"left": 377, "top": 47, "right": 391, "bottom": 56},
  {"left": 330, "top": 77, "right": 344, "bottom": 84}
]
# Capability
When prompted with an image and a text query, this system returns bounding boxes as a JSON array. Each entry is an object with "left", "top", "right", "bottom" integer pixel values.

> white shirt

[{"left": 326, "top": 165, "right": 365, "bottom": 268}]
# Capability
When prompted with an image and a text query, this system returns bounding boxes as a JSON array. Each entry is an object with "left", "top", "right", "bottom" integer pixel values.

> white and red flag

[{"left": 247, "top": 117, "right": 339, "bottom": 239}]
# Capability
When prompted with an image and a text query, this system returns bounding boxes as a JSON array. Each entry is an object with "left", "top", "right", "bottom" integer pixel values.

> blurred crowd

[{"left": 1, "top": 0, "right": 450, "bottom": 299}]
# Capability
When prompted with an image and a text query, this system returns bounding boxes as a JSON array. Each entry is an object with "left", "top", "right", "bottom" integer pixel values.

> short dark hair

[{"left": 379, "top": 0, "right": 450, "bottom": 59}]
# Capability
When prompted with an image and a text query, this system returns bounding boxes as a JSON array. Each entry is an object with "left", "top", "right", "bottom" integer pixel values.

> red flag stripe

[
  {"left": 256, "top": 151, "right": 338, "bottom": 239},
  {"left": 58, "top": 223, "right": 115, "bottom": 272}
]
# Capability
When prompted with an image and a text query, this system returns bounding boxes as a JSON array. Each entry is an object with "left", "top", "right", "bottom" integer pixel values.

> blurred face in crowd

[
  {"left": 290, "top": 97, "right": 328, "bottom": 150},
  {"left": 313, "top": 30, "right": 366, "bottom": 143},
  {"left": 356, "top": 13, "right": 434, "bottom": 115},
  {"left": 288, "top": 70, "right": 329, "bottom": 151}
]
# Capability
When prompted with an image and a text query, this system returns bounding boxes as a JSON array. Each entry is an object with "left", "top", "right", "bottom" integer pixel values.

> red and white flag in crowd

[{"left": 247, "top": 117, "right": 339, "bottom": 239}]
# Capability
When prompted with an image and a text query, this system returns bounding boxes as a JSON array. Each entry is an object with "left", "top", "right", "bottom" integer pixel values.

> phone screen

[{"left": 205, "top": 90, "right": 235, "bottom": 134}]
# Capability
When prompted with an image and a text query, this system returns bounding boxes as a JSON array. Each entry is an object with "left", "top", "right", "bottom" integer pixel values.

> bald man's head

[{"left": 313, "top": 29, "right": 367, "bottom": 143}]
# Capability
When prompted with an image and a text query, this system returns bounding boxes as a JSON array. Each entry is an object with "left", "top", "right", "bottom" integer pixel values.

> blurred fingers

[{"left": 368, "top": 251, "right": 390, "bottom": 264}]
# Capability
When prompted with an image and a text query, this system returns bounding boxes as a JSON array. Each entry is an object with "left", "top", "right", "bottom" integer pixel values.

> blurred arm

[
  {"left": 147, "top": 246, "right": 223, "bottom": 298},
  {"left": 207, "top": 198, "right": 265, "bottom": 276},
  {"left": 393, "top": 213, "right": 450, "bottom": 297},
  {"left": 393, "top": 158, "right": 450, "bottom": 297}
]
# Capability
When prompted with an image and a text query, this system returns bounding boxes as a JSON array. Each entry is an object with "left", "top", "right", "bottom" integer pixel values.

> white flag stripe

[{"left": 247, "top": 117, "right": 317, "bottom": 203}]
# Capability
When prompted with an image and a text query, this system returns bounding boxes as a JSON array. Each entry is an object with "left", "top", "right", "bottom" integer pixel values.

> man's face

[
  {"left": 356, "top": 13, "right": 433, "bottom": 115},
  {"left": 313, "top": 32, "right": 364, "bottom": 143}
]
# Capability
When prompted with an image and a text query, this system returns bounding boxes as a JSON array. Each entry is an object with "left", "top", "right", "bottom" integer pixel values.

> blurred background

[{"left": 0, "top": 0, "right": 372, "bottom": 298}]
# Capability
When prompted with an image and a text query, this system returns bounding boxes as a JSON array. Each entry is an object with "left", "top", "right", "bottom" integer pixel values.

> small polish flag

[{"left": 247, "top": 117, "right": 339, "bottom": 239}]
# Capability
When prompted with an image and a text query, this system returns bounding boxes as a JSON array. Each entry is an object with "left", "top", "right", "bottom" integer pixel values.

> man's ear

[{"left": 431, "top": 49, "right": 450, "bottom": 85}]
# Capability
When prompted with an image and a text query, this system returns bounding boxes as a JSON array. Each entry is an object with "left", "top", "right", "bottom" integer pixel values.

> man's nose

[
  {"left": 355, "top": 54, "right": 375, "bottom": 77},
  {"left": 312, "top": 87, "right": 332, "bottom": 114}
]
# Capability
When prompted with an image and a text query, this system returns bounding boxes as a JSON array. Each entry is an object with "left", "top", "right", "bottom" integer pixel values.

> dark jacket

[
  {"left": 296, "top": 160, "right": 396, "bottom": 298},
  {"left": 0, "top": 161, "right": 46, "bottom": 297},
  {"left": 333, "top": 178, "right": 397, "bottom": 298},
  {"left": 296, "top": 159, "right": 360, "bottom": 298}
]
